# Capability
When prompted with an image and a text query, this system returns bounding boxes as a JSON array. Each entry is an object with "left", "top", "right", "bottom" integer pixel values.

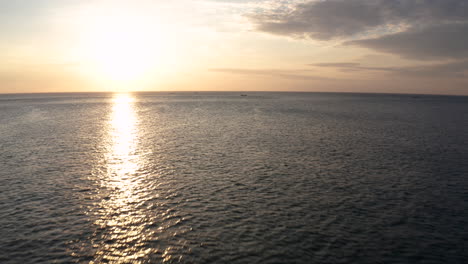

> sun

[{"left": 79, "top": 8, "right": 164, "bottom": 85}]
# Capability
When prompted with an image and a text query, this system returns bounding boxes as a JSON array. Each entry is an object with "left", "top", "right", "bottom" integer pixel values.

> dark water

[{"left": 0, "top": 92, "right": 467, "bottom": 263}]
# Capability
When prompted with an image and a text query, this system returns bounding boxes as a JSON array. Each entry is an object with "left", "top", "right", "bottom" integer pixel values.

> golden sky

[{"left": 1, "top": 0, "right": 467, "bottom": 95}]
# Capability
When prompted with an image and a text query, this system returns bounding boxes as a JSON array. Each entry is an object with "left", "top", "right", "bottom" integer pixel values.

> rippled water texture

[{"left": 0, "top": 92, "right": 467, "bottom": 263}]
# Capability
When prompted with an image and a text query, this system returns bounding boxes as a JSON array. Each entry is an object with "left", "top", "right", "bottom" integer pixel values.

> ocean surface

[{"left": 0, "top": 92, "right": 467, "bottom": 263}]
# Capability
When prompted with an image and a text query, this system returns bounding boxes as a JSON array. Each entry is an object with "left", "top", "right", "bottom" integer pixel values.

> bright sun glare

[{"left": 81, "top": 8, "right": 164, "bottom": 86}]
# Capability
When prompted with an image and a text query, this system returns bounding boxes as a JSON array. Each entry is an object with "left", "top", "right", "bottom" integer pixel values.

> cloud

[
  {"left": 346, "top": 23, "right": 468, "bottom": 60},
  {"left": 251, "top": 0, "right": 393, "bottom": 40},
  {"left": 313, "top": 62, "right": 400, "bottom": 73},
  {"left": 406, "top": 60, "right": 468, "bottom": 77},
  {"left": 213, "top": 59, "right": 468, "bottom": 81},
  {"left": 250, "top": 0, "right": 468, "bottom": 60},
  {"left": 210, "top": 68, "right": 334, "bottom": 80},
  {"left": 312, "top": 60, "right": 468, "bottom": 77}
]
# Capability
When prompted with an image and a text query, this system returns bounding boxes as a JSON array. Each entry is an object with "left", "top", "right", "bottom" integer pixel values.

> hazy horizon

[{"left": 2, "top": 90, "right": 468, "bottom": 97}]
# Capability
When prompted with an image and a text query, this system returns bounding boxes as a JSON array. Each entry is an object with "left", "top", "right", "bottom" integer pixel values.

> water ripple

[{"left": 0, "top": 92, "right": 467, "bottom": 263}]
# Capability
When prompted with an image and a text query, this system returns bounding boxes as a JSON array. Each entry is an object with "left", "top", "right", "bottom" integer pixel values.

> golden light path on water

[{"left": 90, "top": 93, "right": 158, "bottom": 263}]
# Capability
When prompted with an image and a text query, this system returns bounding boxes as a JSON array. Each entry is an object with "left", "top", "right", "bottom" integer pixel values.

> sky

[{"left": 0, "top": 0, "right": 467, "bottom": 95}]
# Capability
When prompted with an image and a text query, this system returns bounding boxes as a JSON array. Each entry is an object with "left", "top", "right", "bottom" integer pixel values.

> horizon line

[{"left": 1, "top": 90, "right": 467, "bottom": 97}]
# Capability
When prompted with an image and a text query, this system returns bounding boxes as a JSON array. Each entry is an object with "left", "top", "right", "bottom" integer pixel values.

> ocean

[{"left": 0, "top": 92, "right": 467, "bottom": 263}]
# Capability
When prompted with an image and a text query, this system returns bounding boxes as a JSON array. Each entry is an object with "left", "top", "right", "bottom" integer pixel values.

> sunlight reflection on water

[{"left": 91, "top": 93, "right": 157, "bottom": 263}]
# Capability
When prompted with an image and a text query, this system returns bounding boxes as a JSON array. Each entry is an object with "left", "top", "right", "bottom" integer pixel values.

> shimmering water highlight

[{"left": 0, "top": 92, "right": 467, "bottom": 263}]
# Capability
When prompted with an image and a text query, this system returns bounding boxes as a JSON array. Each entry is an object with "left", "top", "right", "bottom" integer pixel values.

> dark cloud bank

[{"left": 250, "top": 0, "right": 468, "bottom": 61}]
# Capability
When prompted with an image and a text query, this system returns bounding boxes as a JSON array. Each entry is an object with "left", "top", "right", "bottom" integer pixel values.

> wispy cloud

[
  {"left": 312, "top": 63, "right": 400, "bottom": 73},
  {"left": 210, "top": 68, "right": 334, "bottom": 80},
  {"left": 312, "top": 60, "right": 468, "bottom": 77}
]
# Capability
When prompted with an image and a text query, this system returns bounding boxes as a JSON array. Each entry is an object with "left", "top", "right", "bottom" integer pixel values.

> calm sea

[{"left": 0, "top": 92, "right": 467, "bottom": 263}]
